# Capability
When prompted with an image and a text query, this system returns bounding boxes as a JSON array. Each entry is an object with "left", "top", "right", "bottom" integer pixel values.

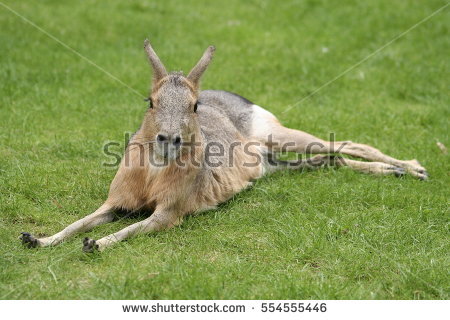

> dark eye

[
  {"left": 144, "top": 98, "right": 153, "bottom": 109},
  {"left": 194, "top": 103, "right": 198, "bottom": 113}
]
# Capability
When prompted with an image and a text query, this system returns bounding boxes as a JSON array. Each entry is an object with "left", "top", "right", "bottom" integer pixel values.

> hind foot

[{"left": 402, "top": 159, "right": 428, "bottom": 180}]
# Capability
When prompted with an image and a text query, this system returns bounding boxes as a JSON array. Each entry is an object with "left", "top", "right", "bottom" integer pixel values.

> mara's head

[{"left": 142, "top": 39, "right": 215, "bottom": 160}]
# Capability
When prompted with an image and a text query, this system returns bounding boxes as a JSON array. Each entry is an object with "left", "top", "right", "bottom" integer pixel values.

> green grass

[{"left": 0, "top": 0, "right": 449, "bottom": 299}]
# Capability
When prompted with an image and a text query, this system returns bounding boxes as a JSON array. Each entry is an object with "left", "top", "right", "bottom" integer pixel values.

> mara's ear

[
  {"left": 187, "top": 45, "right": 215, "bottom": 88},
  {"left": 144, "top": 39, "right": 168, "bottom": 86}
]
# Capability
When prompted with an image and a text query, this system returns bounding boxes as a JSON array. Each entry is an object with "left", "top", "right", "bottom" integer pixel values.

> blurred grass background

[{"left": 0, "top": 0, "right": 448, "bottom": 299}]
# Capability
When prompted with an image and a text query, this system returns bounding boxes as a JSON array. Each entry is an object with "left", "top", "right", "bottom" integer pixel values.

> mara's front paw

[
  {"left": 20, "top": 232, "right": 39, "bottom": 248},
  {"left": 82, "top": 237, "right": 99, "bottom": 253}
]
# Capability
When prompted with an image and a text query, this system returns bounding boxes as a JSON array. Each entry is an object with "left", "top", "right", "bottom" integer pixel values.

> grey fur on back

[{"left": 198, "top": 90, "right": 254, "bottom": 137}]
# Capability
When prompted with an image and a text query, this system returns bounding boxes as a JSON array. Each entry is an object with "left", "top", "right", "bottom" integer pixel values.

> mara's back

[{"left": 198, "top": 90, "right": 280, "bottom": 146}]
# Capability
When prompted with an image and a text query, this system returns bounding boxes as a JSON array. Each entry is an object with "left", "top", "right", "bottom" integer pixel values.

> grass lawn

[{"left": 0, "top": 0, "right": 449, "bottom": 299}]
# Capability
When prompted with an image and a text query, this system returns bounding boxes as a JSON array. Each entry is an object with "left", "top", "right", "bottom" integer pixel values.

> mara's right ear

[
  {"left": 187, "top": 45, "right": 215, "bottom": 89},
  {"left": 144, "top": 39, "right": 168, "bottom": 86}
]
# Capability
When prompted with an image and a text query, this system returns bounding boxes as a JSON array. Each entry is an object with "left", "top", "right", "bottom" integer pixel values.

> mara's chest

[{"left": 108, "top": 143, "right": 265, "bottom": 214}]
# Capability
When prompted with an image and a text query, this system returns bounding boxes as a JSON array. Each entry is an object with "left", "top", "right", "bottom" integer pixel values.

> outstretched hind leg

[
  {"left": 267, "top": 154, "right": 407, "bottom": 178},
  {"left": 326, "top": 140, "right": 427, "bottom": 179},
  {"left": 250, "top": 105, "right": 427, "bottom": 180}
]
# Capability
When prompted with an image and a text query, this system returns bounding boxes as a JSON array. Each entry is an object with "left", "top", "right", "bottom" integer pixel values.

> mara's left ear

[{"left": 187, "top": 45, "right": 215, "bottom": 89}]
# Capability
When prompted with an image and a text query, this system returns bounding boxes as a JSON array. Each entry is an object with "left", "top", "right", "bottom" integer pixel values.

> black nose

[{"left": 157, "top": 134, "right": 182, "bottom": 146}]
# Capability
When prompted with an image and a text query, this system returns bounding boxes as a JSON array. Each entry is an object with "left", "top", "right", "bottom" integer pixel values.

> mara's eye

[
  {"left": 194, "top": 103, "right": 198, "bottom": 113},
  {"left": 144, "top": 98, "right": 153, "bottom": 109}
]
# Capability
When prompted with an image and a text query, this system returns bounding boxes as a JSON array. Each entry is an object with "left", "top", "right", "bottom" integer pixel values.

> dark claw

[
  {"left": 20, "top": 232, "right": 38, "bottom": 248},
  {"left": 82, "top": 237, "right": 99, "bottom": 253},
  {"left": 388, "top": 167, "right": 406, "bottom": 177},
  {"left": 396, "top": 168, "right": 406, "bottom": 175},
  {"left": 418, "top": 174, "right": 428, "bottom": 181}
]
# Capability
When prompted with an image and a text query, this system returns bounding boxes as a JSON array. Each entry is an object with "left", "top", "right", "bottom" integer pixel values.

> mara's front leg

[
  {"left": 20, "top": 203, "right": 114, "bottom": 248},
  {"left": 83, "top": 207, "right": 182, "bottom": 252}
]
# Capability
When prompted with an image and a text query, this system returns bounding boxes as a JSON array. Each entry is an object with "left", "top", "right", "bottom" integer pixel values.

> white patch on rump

[
  {"left": 250, "top": 104, "right": 279, "bottom": 138},
  {"left": 249, "top": 104, "right": 281, "bottom": 176}
]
